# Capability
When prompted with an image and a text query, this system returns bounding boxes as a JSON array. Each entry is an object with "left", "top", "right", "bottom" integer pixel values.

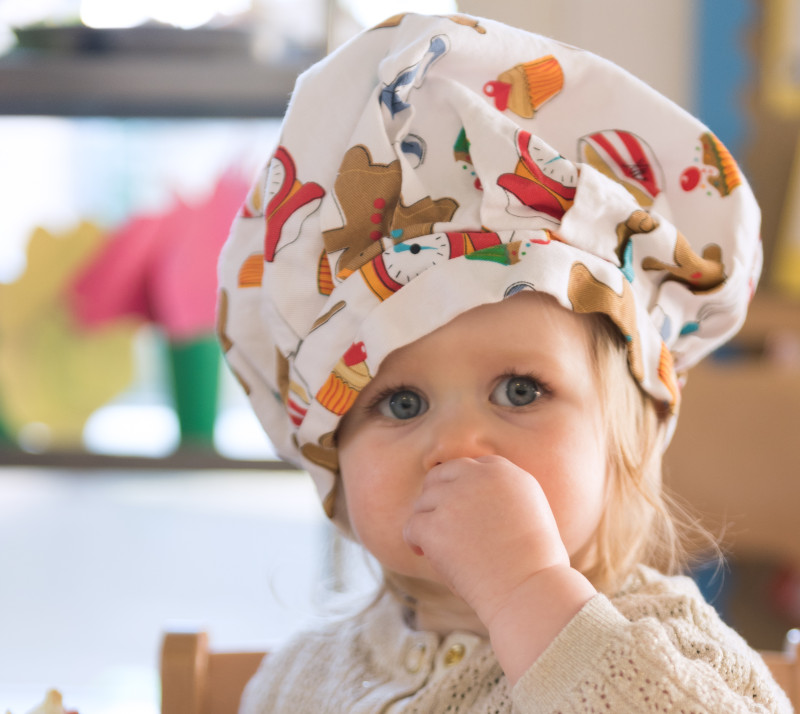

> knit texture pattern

[{"left": 239, "top": 567, "right": 791, "bottom": 713}]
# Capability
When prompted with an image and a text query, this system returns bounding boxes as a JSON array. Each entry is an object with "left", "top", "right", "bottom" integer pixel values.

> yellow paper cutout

[
  {"left": 0, "top": 222, "right": 105, "bottom": 333},
  {"left": 0, "top": 222, "right": 136, "bottom": 447}
]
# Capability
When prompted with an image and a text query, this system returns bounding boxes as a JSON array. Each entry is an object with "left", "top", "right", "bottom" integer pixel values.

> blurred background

[{"left": 0, "top": 0, "right": 798, "bottom": 711}]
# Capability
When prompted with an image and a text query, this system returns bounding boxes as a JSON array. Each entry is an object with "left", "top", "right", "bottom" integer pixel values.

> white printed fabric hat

[{"left": 217, "top": 12, "right": 762, "bottom": 515}]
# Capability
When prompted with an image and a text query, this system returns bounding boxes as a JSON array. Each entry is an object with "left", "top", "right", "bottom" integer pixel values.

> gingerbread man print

[
  {"left": 568, "top": 262, "right": 644, "bottom": 382},
  {"left": 642, "top": 232, "right": 725, "bottom": 293},
  {"left": 322, "top": 145, "right": 459, "bottom": 280}
]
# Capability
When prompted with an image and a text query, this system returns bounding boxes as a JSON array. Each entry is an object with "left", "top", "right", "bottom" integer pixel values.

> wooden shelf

[
  {"left": 0, "top": 448, "right": 297, "bottom": 471},
  {"left": 0, "top": 47, "right": 323, "bottom": 117},
  {"left": 740, "top": 289, "right": 800, "bottom": 339}
]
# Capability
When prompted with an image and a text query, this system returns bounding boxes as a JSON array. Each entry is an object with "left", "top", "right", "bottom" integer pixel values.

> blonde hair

[{"left": 581, "top": 313, "right": 718, "bottom": 594}]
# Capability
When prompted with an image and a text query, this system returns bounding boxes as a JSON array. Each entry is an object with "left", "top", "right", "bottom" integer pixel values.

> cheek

[
  {"left": 337, "top": 447, "right": 371, "bottom": 531},
  {"left": 532, "top": 432, "right": 608, "bottom": 548},
  {"left": 338, "top": 473, "right": 381, "bottom": 554},
  {"left": 337, "top": 439, "right": 406, "bottom": 539}
]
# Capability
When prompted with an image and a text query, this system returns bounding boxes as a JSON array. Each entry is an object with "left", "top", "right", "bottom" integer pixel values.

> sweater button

[
  {"left": 405, "top": 642, "right": 426, "bottom": 673},
  {"left": 444, "top": 643, "right": 466, "bottom": 667}
]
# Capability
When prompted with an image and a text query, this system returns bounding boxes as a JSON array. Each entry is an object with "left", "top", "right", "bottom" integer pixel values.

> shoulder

[
  {"left": 609, "top": 565, "right": 751, "bottom": 657},
  {"left": 611, "top": 564, "right": 715, "bottom": 620},
  {"left": 609, "top": 565, "right": 786, "bottom": 704}
]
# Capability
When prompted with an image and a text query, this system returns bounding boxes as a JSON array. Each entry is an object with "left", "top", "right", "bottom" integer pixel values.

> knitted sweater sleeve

[{"left": 512, "top": 581, "right": 793, "bottom": 713}]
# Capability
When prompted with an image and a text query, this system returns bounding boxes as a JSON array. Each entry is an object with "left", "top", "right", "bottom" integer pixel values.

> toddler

[{"left": 217, "top": 12, "right": 791, "bottom": 712}]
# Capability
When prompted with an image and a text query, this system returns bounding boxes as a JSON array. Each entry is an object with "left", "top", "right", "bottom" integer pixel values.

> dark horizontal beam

[
  {"left": 0, "top": 48, "right": 322, "bottom": 118},
  {"left": 0, "top": 448, "right": 299, "bottom": 471}
]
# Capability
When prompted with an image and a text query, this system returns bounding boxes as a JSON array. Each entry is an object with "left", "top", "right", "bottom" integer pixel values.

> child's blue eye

[
  {"left": 492, "top": 376, "right": 543, "bottom": 407},
  {"left": 377, "top": 390, "right": 428, "bottom": 420}
]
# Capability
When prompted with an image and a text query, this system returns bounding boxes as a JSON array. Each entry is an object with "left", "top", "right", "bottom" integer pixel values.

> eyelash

[
  {"left": 502, "top": 367, "right": 549, "bottom": 386},
  {"left": 363, "top": 383, "right": 420, "bottom": 416},
  {"left": 363, "top": 371, "right": 551, "bottom": 413},
  {"left": 496, "top": 370, "right": 551, "bottom": 400}
]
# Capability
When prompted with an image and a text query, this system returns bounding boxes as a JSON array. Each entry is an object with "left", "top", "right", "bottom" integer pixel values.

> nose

[{"left": 421, "top": 399, "right": 496, "bottom": 472}]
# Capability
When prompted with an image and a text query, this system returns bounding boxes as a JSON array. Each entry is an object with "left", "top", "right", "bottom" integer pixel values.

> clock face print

[
  {"left": 528, "top": 138, "right": 578, "bottom": 186},
  {"left": 498, "top": 131, "right": 578, "bottom": 222},
  {"left": 265, "top": 151, "right": 290, "bottom": 209},
  {"left": 381, "top": 233, "right": 451, "bottom": 284},
  {"left": 261, "top": 146, "right": 325, "bottom": 262}
]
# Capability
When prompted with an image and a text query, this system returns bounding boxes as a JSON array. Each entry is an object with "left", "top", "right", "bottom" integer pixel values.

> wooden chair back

[
  {"left": 160, "top": 630, "right": 265, "bottom": 714},
  {"left": 760, "top": 629, "right": 800, "bottom": 708}
]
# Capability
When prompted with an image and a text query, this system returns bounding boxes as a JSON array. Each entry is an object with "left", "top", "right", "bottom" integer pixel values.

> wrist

[{"left": 483, "top": 565, "right": 597, "bottom": 685}]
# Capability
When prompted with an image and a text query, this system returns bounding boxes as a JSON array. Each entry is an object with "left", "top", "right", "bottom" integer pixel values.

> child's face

[{"left": 336, "top": 292, "right": 608, "bottom": 590}]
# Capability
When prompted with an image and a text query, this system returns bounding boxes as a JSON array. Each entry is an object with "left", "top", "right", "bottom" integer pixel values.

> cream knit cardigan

[{"left": 239, "top": 566, "right": 792, "bottom": 713}]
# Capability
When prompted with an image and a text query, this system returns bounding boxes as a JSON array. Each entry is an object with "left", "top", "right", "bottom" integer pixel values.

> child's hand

[
  {"left": 403, "top": 454, "right": 569, "bottom": 624},
  {"left": 403, "top": 454, "right": 596, "bottom": 684}
]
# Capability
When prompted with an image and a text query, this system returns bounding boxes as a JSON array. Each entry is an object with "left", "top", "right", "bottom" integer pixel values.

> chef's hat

[{"left": 217, "top": 13, "right": 761, "bottom": 514}]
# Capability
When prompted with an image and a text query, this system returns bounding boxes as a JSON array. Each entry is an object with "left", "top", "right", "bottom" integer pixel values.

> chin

[{"left": 382, "top": 567, "right": 452, "bottom": 601}]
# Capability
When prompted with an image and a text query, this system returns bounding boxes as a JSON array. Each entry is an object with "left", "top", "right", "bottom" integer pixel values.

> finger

[
  {"left": 424, "top": 460, "right": 462, "bottom": 484},
  {"left": 426, "top": 455, "right": 523, "bottom": 488},
  {"left": 402, "top": 520, "right": 425, "bottom": 556},
  {"left": 411, "top": 482, "right": 440, "bottom": 513}
]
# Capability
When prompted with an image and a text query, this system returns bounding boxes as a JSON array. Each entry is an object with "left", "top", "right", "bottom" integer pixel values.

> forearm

[{"left": 482, "top": 564, "right": 596, "bottom": 685}]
